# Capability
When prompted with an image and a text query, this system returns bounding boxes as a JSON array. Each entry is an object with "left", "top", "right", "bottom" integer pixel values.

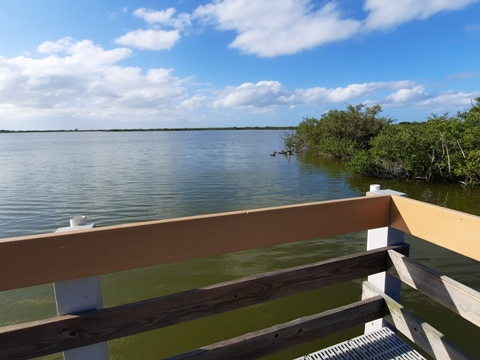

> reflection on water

[{"left": 0, "top": 132, "right": 479, "bottom": 359}]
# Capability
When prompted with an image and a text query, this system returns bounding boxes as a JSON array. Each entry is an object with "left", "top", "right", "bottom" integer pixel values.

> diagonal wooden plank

[
  {"left": 387, "top": 250, "right": 480, "bottom": 328},
  {"left": 362, "top": 281, "right": 475, "bottom": 360}
]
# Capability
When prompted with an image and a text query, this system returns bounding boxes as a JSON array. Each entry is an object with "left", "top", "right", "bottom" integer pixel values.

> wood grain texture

[
  {"left": 0, "top": 246, "right": 405, "bottom": 359},
  {"left": 166, "top": 297, "right": 385, "bottom": 360},
  {"left": 387, "top": 250, "right": 480, "bottom": 328},
  {"left": 0, "top": 195, "right": 391, "bottom": 291},
  {"left": 362, "top": 281, "right": 475, "bottom": 360},
  {"left": 390, "top": 195, "right": 480, "bottom": 262}
]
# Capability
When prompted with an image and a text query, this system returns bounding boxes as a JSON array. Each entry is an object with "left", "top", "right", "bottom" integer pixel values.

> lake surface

[{"left": 0, "top": 130, "right": 479, "bottom": 359}]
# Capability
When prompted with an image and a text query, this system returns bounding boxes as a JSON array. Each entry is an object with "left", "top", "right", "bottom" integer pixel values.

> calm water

[{"left": 0, "top": 131, "right": 479, "bottom": 359}]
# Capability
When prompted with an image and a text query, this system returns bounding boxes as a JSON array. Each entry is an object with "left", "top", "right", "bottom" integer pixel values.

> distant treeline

[
  {"left": 0, "top": 126, "right": 297, "bottom": 133},
  {"left": 286, "top": 99, "right": 480, "bottom": 185}
]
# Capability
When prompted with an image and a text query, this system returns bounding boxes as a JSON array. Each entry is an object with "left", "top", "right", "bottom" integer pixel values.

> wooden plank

[
  {"left": 166, "top": 296, "right": 385, "bottom": 360},
  {"left": 362, "top": 281, "right": 475, "bottom": 360},
  {"left": 389, "top": 195, "right": 480, "bottom": 262},
  {"left": 0, "top": 246, "right": 404, "bottom": 359},
  {"left": 387, "top": 250, "right": 480, "bottom": 328},
  {"left": 0, "top": 195, "right": 391, "bottom": 291}
]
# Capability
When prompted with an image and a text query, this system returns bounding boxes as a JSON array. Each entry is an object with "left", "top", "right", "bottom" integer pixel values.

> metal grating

[{"left": 295, "top": 327, "right": 426, "bottom": 360}]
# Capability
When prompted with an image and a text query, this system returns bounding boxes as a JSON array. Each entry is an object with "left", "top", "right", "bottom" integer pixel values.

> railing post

[
  {"left": 364, "top": 185, "right": 407, "bottom": 334},
  {"left": 54, "top": 216, "right": 109, "bottom": 360}
]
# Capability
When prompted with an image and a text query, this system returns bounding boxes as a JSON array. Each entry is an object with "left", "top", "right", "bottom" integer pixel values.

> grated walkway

[{"left": 295, "top": 327, "right": 426, "bottom": 360}]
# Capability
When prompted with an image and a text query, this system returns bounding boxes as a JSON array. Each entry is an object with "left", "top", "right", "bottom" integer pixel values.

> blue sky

[{"left": 0, "top": 0, "right": 479, "bottom": 130}]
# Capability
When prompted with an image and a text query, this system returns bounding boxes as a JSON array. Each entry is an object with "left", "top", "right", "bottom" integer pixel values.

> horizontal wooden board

[
  {"left": 390, "top": 195, "right": 480, "bottom": 262},
  {"left": 362, "top": 281, "right": 475, "bottom": 360},
  {"left": 167, "top": 296, "right": 385, "bottom": 360},
  {"left": 388, "top": 250, "right": 480, "bottom": 328},
  {"left": 0, "top": 246, "right": 404, "bottom": 359},
  {"left": 0, "top": 196, "right": 391, "bottom": 291}
]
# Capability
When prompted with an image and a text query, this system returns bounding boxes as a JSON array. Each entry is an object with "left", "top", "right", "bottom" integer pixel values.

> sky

[{"left": 0, "top": 0, "right": 479, "bottom": 130}]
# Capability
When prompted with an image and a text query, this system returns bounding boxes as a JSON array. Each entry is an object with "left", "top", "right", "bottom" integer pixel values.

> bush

[
  {"left": 282, "top": 131, "right": 305, "bottom": 153},
  {"left": 350, "top": 98, "right": 480, "bottom": 184},
  {"left": 292, "top": 99, "right": 480, "bottom": 185},
  {"left": 296, "top": 104, "right": 392, "bottom": 159},
  {"left": 349, "top": 122, "right": 438, "bottom": 180}
]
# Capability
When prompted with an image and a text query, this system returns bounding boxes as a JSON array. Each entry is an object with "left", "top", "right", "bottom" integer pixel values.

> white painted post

[
  {"left": 54, "top": 216, "right": 109, "bottom": 360},
  {"left": 364, "top": 185, "right": 407, "bottom": 334}
]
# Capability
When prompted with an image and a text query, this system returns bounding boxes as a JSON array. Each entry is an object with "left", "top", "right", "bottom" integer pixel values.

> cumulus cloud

[
  {"left": 181, "top": 95, "right": 207, "bottom": 109},
  {"left": 382, "top": 86, "right": 480, "bottom": 114},
  {"left": 115, "top": 29, "right": 180, "bottom": 50},
  {"left": 1, "top": 36, "right": 476, "bottom": 128},
  {"left": 191, "top": 0, "right": 479, "bottom": 57},
  {"left": 214, "top": 81, "right": 290, "bottom": 108},
  {"left": 363, "top": 0, "right": 480, "bottom": 30},
  {"left": 194, "top": 0, "right": 361, "bottom": 57},
  {"left": 386, "top": 85, "right": 426, "bottom": 103},
  {"left": 296, "top": 82, "right": 413, "bottom": 104},
  {"left": 133, "top": 7, "right": 191, "bottom": 30},
  {"left": 115, "top": 7, "right": 190, "bottom": 51},
  {"left": 37, "top": 37, "right": 74, "bottom": 54},
  {"left": 417, "top": 91, "right": 479, "bottom": 108},
  {"left": 210, "top": 79, "right": 480, "bottom": 119},
  {"left": 33, "top": 38, "right": 132, "bottom": 71},
  {"left": 111, "top": 1, "right": 479, "bottom": 56},
  {"left": 134, "top": 7, "right": 177, "bottom": 24},
  {"left": 213, "top": 80, "right": 418, "bottom": 109},
  {"left": 0, "top": 38, "right": 190, "bottom": 124}
]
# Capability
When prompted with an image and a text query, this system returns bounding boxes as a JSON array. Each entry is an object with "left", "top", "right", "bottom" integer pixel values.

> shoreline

[{"left": 0, "top": 126, "right": 297, "bottom": 134}]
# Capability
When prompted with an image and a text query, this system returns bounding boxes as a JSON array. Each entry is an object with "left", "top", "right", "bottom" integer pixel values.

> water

[
  {"left": 0, "top": 131, "right": 359, "bottom": 238},
  {"left": 0, "top": 131, "right": 479, "bottom": 359}
]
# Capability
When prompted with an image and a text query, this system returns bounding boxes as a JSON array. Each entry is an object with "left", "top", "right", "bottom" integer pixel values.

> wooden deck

[{"left": 0, "top": 188, "right": 479, "bottom": 359}]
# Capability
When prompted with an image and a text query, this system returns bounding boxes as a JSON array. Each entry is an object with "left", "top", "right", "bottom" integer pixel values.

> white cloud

[
  {"left": 181, "top": 95, "right": 207, "bottom": 109},
  {"left": 214, "top": 81, "right": 290, "bottom": 108},
  {"left": 194, "top": 0, "right": 361, "bottom": 57},
  {"left": 296, "top": 82, "right": 409, "bottom": 103},
  {"left": 386, "top": 85, "right": 426, "bottom": 103},
  {"left": 37, "top": 37, "right": 74, "bottom": 54},
  {"left": 134, "top": 7, "right": 177, "bottom": 24},
  {"left": 363, "top": 0, "right": 480, "bottom": 30},
  {"left": 213, "top": 80, "right": 416, "bottom": 109},
  {"left": 115, "top": 29, "right": 180, "bottom": 50},
  {"left": 209, "top": 79, "right": 480, "bottom": 118},
  {"left": 34, "top": 38, "right": 133, "bottom": 73},
  {"left": 115, "top": 7, "right": 191, "bottom": 51},
  {"left": 192, "top": 0, "right": 479, "bottom": 57},
  {"left": 133, "top": 7, "right": 192, "bottom": 31},
  {"left": 0, "top": 38, "right": 191, "bottom": 126},
  {"left": 417, "top": 91, "right": 479, "bottom": 109}
]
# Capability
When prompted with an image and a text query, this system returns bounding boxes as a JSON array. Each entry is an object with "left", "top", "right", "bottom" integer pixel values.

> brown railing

[{"left": 0, "top": 189, "right": 479, "bottom": 359}]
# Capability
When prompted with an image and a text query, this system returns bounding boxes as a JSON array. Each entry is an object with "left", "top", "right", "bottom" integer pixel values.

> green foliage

[
  {"left": 464, "top": 97, "right": 480, "bottom": 126},
  {"left": 294, "top": 99, "right": 480, "bottom": 185},
  {"left": 282, "top": 131, "right": 305, "bottom": 153},
  {"left": 350, "top": 98, "right": 480, "bottom": 185},
  {"left": 295, "top": 104, "right": 392, "bottom": 159},
  {"left": 350, "top": 122, "right": 441, "bottom": 180}
]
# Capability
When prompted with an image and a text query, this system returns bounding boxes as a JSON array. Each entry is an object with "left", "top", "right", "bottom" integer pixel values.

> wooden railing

[{"left": 0, "top": 188, "right": 479, "bottom": 359}]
